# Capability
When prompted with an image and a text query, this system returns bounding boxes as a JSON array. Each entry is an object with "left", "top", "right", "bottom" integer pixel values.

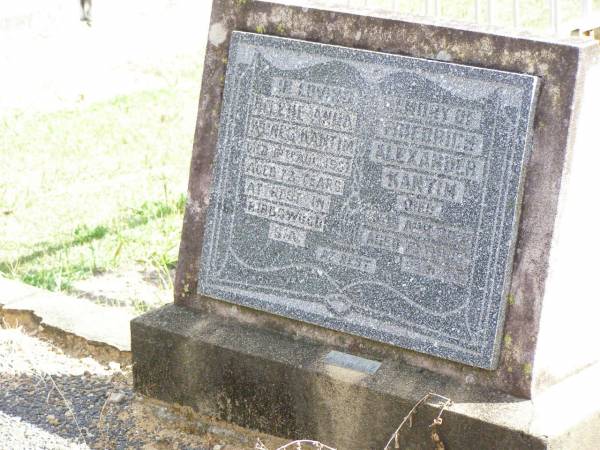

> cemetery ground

[
  {"left": 0, "top": 322, "right": 287, "bottom": 449},
  {"left": 0, "top": 82, "right": 192, "bottom": 312},
  {"left": 0, "top": 0, "right": 210, "bottom": 313}
]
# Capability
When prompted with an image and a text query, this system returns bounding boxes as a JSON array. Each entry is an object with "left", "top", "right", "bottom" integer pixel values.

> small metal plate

[{"left": 323, "top": 350, "right": 382, "bottom": 375}]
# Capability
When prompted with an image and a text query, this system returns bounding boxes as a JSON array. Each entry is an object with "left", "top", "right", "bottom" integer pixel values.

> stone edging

[{"left": 0, "top": 277, "right": 132, "bottom": 366}]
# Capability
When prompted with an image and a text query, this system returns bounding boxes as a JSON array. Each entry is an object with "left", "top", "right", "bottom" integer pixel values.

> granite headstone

[
  {"left": 198, "top": 31, "right": 539, "bottom": 369},
  {"left": 132, "top": 2, "right": 600, "bottom": 446}
]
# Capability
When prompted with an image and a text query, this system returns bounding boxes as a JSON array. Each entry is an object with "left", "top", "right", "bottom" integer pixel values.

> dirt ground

[{"left": 0, "top": 324, "right": 286, "bottom": 450}]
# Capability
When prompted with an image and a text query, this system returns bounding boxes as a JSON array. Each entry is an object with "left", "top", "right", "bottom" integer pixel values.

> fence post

[{"left": 549, "top": 0, "right": 559, "bottom": 34}]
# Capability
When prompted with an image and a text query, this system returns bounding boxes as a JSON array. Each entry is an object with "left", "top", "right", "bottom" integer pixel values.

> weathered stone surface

[
  {"left": 0, "top": 277, "right": 132, "bottom": 352},
  {"left": 132, "top": 304, "right": 600, "bottom": 450},
  {"left": 172, "top": 0, "right": 599, "bottom": 398},
  {"left": 198, "top": 31, "right": 539, "bottom": 369}
]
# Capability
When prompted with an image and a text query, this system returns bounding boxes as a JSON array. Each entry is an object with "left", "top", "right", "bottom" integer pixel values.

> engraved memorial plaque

[{"left": 199, "top": 32, "right": 539, "bottom": 368}]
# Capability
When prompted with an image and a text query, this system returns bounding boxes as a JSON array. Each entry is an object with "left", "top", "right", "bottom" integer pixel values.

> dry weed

[{"left": 256, "top": 392, "right": 452, "bottom": 450}]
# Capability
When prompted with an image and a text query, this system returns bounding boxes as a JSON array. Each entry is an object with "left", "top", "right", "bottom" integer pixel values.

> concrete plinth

[{"left": 132, "top": 305, "right": 600, "bottom": 449}]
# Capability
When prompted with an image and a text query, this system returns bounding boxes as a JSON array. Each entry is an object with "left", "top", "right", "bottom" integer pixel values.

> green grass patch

[
  {"left": 0, "top": 55, "right": 200, "bottom": 294},
  {"left": 1, "top": 194, "right": 185, "bottom": 293}
]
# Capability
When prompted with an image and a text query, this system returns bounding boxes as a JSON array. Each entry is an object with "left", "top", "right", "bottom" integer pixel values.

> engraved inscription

[
  {"left": 385, "top": 96, "right": 483, "bottom": 130},
  {"left": 361, "top": 227, "right": 406, "bottom": 253},
  {"left": 402, "top": 255, "right": 470, "bottom": 286},
  {"left": 316, "top": 246, "right": 377, "bottom": 274},
  {"left": 248, "top": 117, "right": 357, "bottom": 157},
  {"left": 242, "top": 75, "right": 361, "bottom": 248},
  {"left": 399, "top": 216, "right": 473, "bottom": 250},
  {"left": 269, "top": 222, "right": 307, "bottom": 247},
  {"left": 254, "top": 94, "right": 358, "bottom": 132},
  {"left": 378, "top": 119, "right": 484, "bottom": 156},
  {"left": 244, "top": 158, "right": 346, "bottom": 196},
  {"left": 271, "top": 77, "right": 358, "bottom": 106},
  {"left": 245, "top": 178, "right": 331, "bottom": 214},
  {"left": 245, "top": 198, "right": 325, "bottom": 232},
  {"left": 246, "top": 140, "right": 353, "bottom": 176},
  {"left": 370, "top": 141, "right": 484, "bottom": 182},
  {"left": 381, "top": 167, "right": 466, "bottom": 203},
  {"left": 396, "top": 195, "right": 443, "bottom": 219}
]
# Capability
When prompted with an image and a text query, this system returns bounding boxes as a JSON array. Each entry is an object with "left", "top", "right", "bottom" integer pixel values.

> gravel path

[
  {"left": 0, "top": 411, "right": 87, "bottom": 450},
  {"left": 0, "top": 326, "right": 268, "bottom": 450}
]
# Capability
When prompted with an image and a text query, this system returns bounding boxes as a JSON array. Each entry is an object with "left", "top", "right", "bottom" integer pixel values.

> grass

[
  {"left": 0, "top": 54, "right": 200, "bottom": 296},
  {"left": 2, "top": 196, "right": 186, "bottom": 292}
]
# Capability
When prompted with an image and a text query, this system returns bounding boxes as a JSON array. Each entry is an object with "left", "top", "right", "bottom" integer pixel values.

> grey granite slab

[{"left": 198, "top": 31, "right": 539, "bottom": 369}]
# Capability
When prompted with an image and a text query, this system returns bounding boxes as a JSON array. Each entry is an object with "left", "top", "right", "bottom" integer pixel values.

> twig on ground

[
  {"left": 95, "top": 389, "right": 113, "bottom": 445},
  {"left": 383, "top": 392, "right": 452, "bottom": 450},
  {"left": 45, "top": 372, "right": 88, "bottom": 445},
  {"left": 256, "top": 438, "right": 336, "bottom": 450},
  {"left": 97, "top": 387, "right": 114, "bottom": 430},
  {"left": 11, "top": 326, "right": 88, "bottom": 446}
]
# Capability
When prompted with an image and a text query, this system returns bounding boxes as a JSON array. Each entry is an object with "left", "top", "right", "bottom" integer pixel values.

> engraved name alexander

[{"left": 199, "top": 33, "right": 539, "bottom": 368}]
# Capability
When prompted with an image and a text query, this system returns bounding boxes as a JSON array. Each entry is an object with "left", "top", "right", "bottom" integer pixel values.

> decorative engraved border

[{"left": 199, "top": 32, "right": 538, "bottom": 368}]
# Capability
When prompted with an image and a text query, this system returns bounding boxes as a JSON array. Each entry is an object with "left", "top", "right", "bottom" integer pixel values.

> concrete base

[{"left": 131, "top": 305, "right": 600, "bottom": 449}]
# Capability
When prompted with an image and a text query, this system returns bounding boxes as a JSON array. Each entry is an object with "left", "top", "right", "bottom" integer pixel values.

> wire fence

[{"left": 333, "top": 0, "right": 600, "bottom": 37}]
